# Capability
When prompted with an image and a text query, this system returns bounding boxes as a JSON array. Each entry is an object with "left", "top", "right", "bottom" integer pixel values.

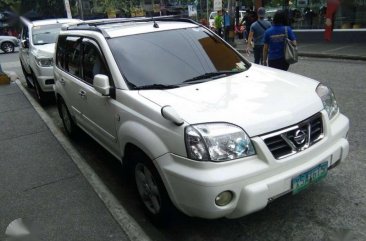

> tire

[
  {"left": 33, "top": 75, "right": 48, "bottom": 106},
  {"left": 133, "top": 152, "right": 175, "bottom": 225},
  {"left": 1, "top": 41, "right": 15, "bottom": 53},
  {"left": 20, "top": 61, "right": 33, "bottom": 88},
  {"left": 58, "top": 99, "right": 78, "bottom": 137}
]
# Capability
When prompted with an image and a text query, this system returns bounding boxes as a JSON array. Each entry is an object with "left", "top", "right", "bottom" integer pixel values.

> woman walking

[{"left": 263, "top": 10, "right": 297, "bottom": 71}]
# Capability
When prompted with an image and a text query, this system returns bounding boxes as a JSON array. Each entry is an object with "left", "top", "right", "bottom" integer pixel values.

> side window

[
  {"left": 56, "top": 36, "right": 67, "bottom": 69},
  {"left": 65, "top": 36, "right": 82, "bottom": 78},
  {"left": 82, "top": 39, "right": 108, "bottom": 85},
  {"left": 21, "top": 24, "right": 29, "bottom": 40}
]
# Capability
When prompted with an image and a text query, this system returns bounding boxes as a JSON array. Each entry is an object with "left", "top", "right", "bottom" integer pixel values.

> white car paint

[
  {"left": 19, "top": 18, "right": 81, "bottom": 93},
  {"left": 54, "top": 19, "right": 349, "bottom": 220}
]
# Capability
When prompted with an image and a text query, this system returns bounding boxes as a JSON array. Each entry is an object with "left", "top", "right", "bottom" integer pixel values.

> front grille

[{"left": 262, "top": 113, "right": 324, "bottom": 159}]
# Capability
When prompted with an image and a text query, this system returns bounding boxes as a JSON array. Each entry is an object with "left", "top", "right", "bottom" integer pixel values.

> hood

[
  {"left": 139, "top": 65, "right": 324, "bottom": 137},
  {"left": 31, "top": 43, "right": 55, "bottom": 58}
]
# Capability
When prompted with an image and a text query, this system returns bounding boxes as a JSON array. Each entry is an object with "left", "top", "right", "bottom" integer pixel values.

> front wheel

[
  {"left": 33, "top": 76, "right": 48, "bottom": 106},
  {"left": 1, "top": 42, "right": 15, "bottom": 53},
  {"left": 58, "top": 99, "right": 78, "bottom": 137},
  {"left": 134, "top": 153, "right": 175, "bottom": 224}
]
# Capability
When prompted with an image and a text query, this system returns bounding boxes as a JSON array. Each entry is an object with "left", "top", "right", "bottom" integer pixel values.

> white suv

[
  {"left": 19, "top": 18, "right": 80, "bottom": 105},
  {"left": 54, "top": 18, "right": 349, "bottom": 222}
]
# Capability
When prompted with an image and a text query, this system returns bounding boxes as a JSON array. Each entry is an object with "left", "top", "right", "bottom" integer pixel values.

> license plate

[{"left": 292, "top": 162, "right": 328, "bottom": 194}]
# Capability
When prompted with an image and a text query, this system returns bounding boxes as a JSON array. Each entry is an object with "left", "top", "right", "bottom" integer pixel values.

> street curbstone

[
  {"left": 236, "top": 49, "right": 366, "bottom": 61},
  {"left": 0, "top": 64, "right": 11, "bottom": 85}
]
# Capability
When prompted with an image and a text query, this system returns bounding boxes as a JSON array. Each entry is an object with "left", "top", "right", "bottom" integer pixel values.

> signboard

[
  {"left": 188, "top": 5, "right": 197, "bottom": 17},
  {"left": 213, "top": 0, "right": 222, "bottom": 11}
]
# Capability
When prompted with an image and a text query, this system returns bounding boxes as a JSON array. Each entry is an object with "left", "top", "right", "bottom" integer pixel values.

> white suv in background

[
  {"left": 19, "top": 18, "right": 80, "bottom": 105},
  {"left": 54, "top": 18, "right": 349, "bottom": 223}
]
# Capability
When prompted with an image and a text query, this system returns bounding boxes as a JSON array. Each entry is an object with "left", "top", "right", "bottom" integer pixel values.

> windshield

[
  {"left": 32, "top": 24, "right": 62, "bottom": 45},
  {"left": 108, "top": 27, "right": 250, "bottom": 89},
  {"left": 210, "top": 12, "right": 217, "bottom": 19}
]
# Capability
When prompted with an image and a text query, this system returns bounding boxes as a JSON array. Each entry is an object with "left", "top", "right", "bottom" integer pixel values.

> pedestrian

[
  {"left": 246, "top": 7, "right": 271, "bottom": 65},
  {"left": 214, "top": 10, "right": 223, "bottom": 38},
  {"left": 241, "top": 9, "right": 256, "bottom": 41},
  {"left": 263, "top": 10, "right": 297, "bottom": 71},
  {"left": 223, "top": 10, "right": 230, "bottom": 41}
]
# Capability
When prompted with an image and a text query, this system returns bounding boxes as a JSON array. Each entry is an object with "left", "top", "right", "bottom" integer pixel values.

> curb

[
  {"left": 0, "top": 64, "right": 11, "bottom": 85},
  {"left": 298, "top": 52, "right": 366, "bottom": 61},
  {"left": 236, "top": 49, "right": 366, "bottom": 61}
]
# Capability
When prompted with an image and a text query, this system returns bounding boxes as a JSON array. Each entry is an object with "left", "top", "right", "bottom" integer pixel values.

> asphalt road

[{"left": 1, "top": 52, "right": 366, "bottom": 241}]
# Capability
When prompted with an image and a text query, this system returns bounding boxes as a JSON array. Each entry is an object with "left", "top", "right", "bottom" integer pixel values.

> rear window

[
  {"left": 108, "top": 27, "right": 249, "bottom": 89},
  {"left": 32, "top": 24, "right": 62, "bottom": 45}
]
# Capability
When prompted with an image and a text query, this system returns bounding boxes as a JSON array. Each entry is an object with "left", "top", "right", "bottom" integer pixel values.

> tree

[
  {"left": 19, "top": 0, "right": 66, "bottom": 19},
  {"left": 0, "top": 0, "right": 21, "bottom": 13}
]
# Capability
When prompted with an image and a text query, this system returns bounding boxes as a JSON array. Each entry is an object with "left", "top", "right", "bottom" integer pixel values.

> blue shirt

[
  {"left": 250, "top": 20, "right": 271, "bottom": 46},
  {"left": 264, "top": 25, "right": 296, "bottom": 60}
]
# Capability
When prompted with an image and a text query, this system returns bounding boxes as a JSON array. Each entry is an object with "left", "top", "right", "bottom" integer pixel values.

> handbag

[{"left": 284, "top": 26, "right": 298, "bottom": 64}]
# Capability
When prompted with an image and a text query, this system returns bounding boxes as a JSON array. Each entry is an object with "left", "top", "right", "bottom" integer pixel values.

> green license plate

[{"left": 292, "top": 162, "right": 328, "bottom": 194}]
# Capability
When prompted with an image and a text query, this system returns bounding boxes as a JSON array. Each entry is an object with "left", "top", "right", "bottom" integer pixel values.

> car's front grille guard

[{"left": 261, "top": 113, "right": 324, "bottom": 160}]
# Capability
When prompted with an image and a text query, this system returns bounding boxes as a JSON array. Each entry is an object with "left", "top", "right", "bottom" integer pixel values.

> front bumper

[
  {"left": 33, "top": 64, "right": 54, "bottom": 92},
  {"left": 155, "top": 112, "right": 349, "bottom": 219}
]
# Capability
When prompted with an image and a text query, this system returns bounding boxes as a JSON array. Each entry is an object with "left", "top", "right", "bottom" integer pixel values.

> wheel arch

[{"left": 119, "top": 122, "right": 169, "bottom": 166}]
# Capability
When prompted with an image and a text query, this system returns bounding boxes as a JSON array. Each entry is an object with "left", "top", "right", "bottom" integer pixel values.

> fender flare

[{"left": 119, "top": 121, "right": 169, "bottom": 161}]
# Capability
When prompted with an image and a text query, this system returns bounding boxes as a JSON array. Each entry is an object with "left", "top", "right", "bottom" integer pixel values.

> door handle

[
  {"left": 59, "top": 78, "right": 65, "bottom": 85},
  {"left": 79, "top": 90, "right": 87, "bottom": 99}
]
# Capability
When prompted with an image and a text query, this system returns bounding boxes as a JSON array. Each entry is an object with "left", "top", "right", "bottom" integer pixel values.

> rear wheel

[
  {"left": 58, "top": 99, "right": 78, "bottom": 137},
  {"left": 1, "top": 42, "right": 14, "bottom": 53}
]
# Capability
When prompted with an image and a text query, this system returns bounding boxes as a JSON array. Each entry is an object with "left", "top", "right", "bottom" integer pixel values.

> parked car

[
  {"left": 54, "top": 17, "right": 349, "bottom": 223},
  {"left": 0, "top": 35, "right": 18, "bottom": 53},
  {"left": 209, "top": 10, "right": 245, "bottom": 29},
  {"left": 19, "top": 17, "right": 81, "bottom": 105}
]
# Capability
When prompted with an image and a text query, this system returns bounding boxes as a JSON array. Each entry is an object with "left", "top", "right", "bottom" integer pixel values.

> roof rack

[
  {"left": 63, "top": 16, "right": 199, "bottom": 37},
  {"left": 83, "top": 16, "right": 197, "bottom": 27}
]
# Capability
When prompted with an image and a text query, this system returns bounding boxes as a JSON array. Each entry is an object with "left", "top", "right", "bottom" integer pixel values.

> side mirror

[
  {"left": 93, "top": 74, "right": 110, "bottom": 96},
  {"left": 21, "top": 39, "right": 29, "bottom": 48}
]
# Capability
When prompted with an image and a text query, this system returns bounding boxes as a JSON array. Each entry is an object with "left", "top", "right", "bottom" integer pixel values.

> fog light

[{"left": 215, "top": 191, "right": 233, "bottom": 206}]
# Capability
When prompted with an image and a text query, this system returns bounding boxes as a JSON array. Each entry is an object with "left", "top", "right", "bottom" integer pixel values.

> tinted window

[
  {"left": 21, "top": 24, "right": 28, "bottom": 40},
  {"left": 108, "top": 27, "right": 248, "bottom": 89},
  {"left": 32, "top": 24, "right": 62, "bottom": 45},
  {"left": 56, "top": 35, "right": 67, "bottom": 69},
  {"left": 82, "top": 39, "right": 108, "bottom": 84},
  {"left": 65, "top": 36, "right": 82, "bottom": 77}
]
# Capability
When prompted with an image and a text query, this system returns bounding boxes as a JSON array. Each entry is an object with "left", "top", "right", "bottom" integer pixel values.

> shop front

[{"left": 259, "top": 0, "right": 366, "bottom": 29}]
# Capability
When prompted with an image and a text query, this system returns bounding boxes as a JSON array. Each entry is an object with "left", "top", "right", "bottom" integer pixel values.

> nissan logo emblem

[{"left": 293, "top": 130, "right": 306, "bottom": 145}]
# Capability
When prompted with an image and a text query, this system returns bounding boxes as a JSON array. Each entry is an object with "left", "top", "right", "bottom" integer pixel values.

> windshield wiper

[
  {"left": 134, "top": 84, "right": 180, "bottom": 90},
  {"left": 34, "top": 42, "right": 52, "bottom": 45},
  {"left": 183, "top": 71, "right": 243, "bottom": 83}
]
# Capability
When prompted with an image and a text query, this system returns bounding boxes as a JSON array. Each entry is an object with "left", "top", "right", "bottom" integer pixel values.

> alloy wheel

[
  {"left": 135, "top": 163, "right": 162, "bottom": 215},
  {"left": 2, "top": 42, "right": 14, "bottom": 53}
]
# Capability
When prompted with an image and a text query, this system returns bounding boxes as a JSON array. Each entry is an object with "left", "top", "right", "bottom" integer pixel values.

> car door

[
  {"left": 55, "top": 36, "right": 85, "bottom": 124},
  {"left": 77, "top": 38, "right": 119, "bottom": 154}
]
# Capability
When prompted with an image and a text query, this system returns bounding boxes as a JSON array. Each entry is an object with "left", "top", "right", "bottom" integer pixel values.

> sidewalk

[
  {"left": 0, "top": 82, "right": 129, "bottom": 240},
  {"left": 234, "top": 39, "right": 366, "bottom": 61}
]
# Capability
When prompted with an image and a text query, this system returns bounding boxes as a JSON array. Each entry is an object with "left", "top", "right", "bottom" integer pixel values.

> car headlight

[
  {"left": 316, "top": 84, "right": 339, "bottom": 120},
  {"left": 185, "top": 123, "right": 256, "bottom": 162},
  {"left": 36, "top": 57, "right": 53, "bottom": 67}
]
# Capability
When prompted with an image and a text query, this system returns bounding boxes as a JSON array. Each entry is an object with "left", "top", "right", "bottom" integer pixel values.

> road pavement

[{"left": 0, "top": 82, "right": 131, "bottom": 240}]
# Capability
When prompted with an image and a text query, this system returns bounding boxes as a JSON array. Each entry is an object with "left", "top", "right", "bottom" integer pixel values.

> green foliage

[
  {"left": 0, "top": 0, "right": 21, "bottom": 13},
  {"left": 95, "top": 0, "right": 129, "bottom": 12}
]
